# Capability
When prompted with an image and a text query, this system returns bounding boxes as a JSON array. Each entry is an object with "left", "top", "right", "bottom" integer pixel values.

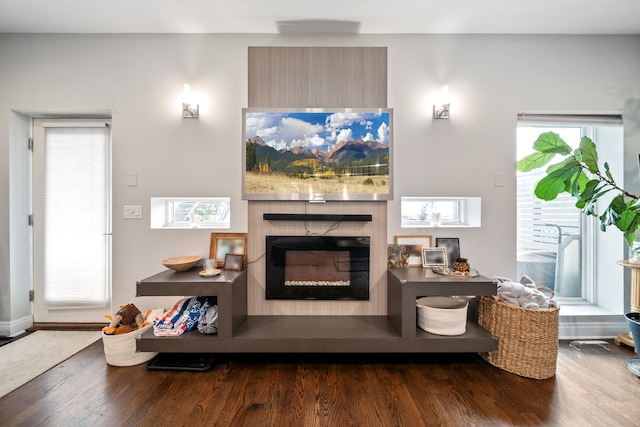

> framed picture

[
  {"left": 387, "top": 245, "right": 409, "bottom": 268},
  {"left": 436, "top": 237, "right": 460, "bottom": 267},
  {"left": 224, "top": 253, "right": 244, "bottom": 271},
  {"left": 395, "top": 235, "right": 432, "bottom": 267},
  {"left": 422, "top": 247, "right": 448, "bottom": 268},
  {"left": 209, "top": 233, "right": 247, "bottom": 269}
]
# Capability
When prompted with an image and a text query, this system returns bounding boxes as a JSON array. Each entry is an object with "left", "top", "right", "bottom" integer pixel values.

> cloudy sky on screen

[{"left": 245, "top": 111, "right": 391, "bottom": 152}]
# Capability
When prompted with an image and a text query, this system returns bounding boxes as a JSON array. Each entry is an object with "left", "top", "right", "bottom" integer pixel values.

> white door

[{"left": 32, "top": 119, "right": 112, "bottom": 322}]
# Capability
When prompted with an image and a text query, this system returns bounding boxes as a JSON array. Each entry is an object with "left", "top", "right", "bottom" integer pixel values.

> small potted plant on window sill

[
  {"left": 201, "top": 205, "right": 216, "bottom": 221},
  {"left": 517, "top": 131, "right": 640, "bottom": 357},
  {"left": 419, "top": 204, "right": 429, "bottom": 221}
]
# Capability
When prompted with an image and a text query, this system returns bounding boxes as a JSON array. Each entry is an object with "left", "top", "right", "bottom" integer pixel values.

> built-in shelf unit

[{"left": 136, "top": 268, "right": 497, "bottom": 354}]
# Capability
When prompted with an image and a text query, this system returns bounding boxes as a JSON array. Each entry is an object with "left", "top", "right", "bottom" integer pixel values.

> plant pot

[
  {"left": 624, "top": 313, "right": 640, "bottom": 377},
  {"left": 625, "top": 312, "right": 640, "bottom": 349}
]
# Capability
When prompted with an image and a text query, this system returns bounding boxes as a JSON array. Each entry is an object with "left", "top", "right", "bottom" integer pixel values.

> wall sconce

[
  {"left": 433, "top": 84, "right": 450, "bottom": 119},
  {"left": 182, "top": 84, "right": 199, "bottom": 118}
]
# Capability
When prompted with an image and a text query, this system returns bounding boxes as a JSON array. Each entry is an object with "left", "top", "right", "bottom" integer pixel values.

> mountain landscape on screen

[{"left": 243, "top": 109, "right": 392, "bottom": 200}]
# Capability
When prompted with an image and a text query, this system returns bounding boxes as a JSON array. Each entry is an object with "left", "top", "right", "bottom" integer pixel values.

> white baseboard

[{"left": 0, "top": 315, "right": 33, "bottom": 337}]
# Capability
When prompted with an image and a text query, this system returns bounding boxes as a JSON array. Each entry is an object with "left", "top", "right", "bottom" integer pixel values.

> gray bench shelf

[{"left": 136, "top": 267, "right": 497, "bottom": 353}]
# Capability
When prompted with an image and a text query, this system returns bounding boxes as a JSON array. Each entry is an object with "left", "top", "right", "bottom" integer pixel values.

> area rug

[{"left": 0, "top": 330, "right": 102, "bottom": 398}]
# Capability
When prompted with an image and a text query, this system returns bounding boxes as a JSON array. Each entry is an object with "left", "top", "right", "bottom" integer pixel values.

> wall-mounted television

[{"left": 242, "top": 108, "right": 393, "bottom": 201}]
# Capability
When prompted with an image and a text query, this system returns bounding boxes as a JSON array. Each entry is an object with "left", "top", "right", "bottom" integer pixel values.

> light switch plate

[
  {"left": 123, "top": 205, "right": 142, "bottom": 219},
  {"left": 127, "top": 172, "right": 137, "bottom": 187}
]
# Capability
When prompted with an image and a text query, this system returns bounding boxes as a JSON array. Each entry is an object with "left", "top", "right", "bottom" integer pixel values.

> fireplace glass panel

[{"left": 266, "top": 236, "right": 370, "bottom": 300}]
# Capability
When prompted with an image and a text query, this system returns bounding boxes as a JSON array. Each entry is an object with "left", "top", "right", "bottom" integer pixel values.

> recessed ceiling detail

[{"left": 276, "top": 19, "right": 361, "bottom": 35}]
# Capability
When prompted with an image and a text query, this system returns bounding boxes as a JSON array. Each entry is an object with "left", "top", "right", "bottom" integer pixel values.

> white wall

[{"left": 1, "top": 34, "right": 639, "bottom": 331}]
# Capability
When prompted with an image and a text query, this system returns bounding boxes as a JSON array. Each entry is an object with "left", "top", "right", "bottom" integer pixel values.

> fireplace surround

[{"left": 265, "top": 235, "right": 370, "bottom": 300}]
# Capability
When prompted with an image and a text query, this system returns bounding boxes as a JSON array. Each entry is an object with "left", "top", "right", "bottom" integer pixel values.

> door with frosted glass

[{"left": 32, "top": 119, "right": 112, "bottom": 322}]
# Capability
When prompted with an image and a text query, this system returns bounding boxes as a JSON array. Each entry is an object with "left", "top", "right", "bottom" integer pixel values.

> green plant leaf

[
  {"left": 604, "top": 162, "right": 615, "bottom": 185},
  {"left": 534, "top": 174, "right": 565, "bottom": 201},
  {"left": 516, "top": 152, "right": 557, "bottom": 172},
  {"left": 612, "top": 195, "right": 629, "bottom": 213},
  {"left": 534, "top": 160, "right": 582, "bottom": 200},
  {"left": 615, "top": 206, "right": 640, "bottom": 246},
  {"left": 532, "top": 132, "right": 572, "bottom": 155},
  {"left": 577, "top": 180, "right": 610, "bottom": 212},
  {"left": 578, "top": 179, "right": 604, "bottom": 200},
  {"left": 630, "top": 200, "right": 640, "bottom": 212},
  {"left": 625, "top": 226, "right": 638, "bottom": 246},
  {"left": 578, "top": 136, "right": 599, "bottom": 174},
  {"left": 600, "top": 195, "right": 628, "bottom": 227},
  {"left": 569, "top": 170, "right": 589, "bottom": 196},
  {"left": 543, "top": 158, "right": 586, "bottom": 196},
  {"left": 600, "top": 205, "right": 621, "bottom": 228}
]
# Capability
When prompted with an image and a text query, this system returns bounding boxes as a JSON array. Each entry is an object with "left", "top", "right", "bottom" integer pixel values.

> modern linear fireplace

[{"left": 265, "top": 235, "right": 370, "bottom": 300}]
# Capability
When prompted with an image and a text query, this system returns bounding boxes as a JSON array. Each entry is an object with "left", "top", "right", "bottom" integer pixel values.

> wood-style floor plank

[{"left": 0, "top": 340, "right": 638, "bottom": 426}]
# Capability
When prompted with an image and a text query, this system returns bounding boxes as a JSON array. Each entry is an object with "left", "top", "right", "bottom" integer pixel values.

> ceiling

[{"left": 1, "top": 0, "right": 639, "bottom": 35}]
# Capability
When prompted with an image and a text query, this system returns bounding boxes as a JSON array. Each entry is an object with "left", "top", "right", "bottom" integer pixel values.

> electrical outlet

[{"left": 123, "top": 205, "right": 142, "bottom": 219}]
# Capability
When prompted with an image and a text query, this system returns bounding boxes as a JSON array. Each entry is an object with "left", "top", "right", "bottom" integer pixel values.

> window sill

[
  {"left": 401, "top": 224, "right": 480, "bottom": 229},
  {"left": 154, "top": 225, "right": 230, "bottom": 230},
  {"left": 559, "top": 304, "right": 620, "bottom": 317},
  {"left": 558, "top": 303, "right": 627, "bottom": 340}
]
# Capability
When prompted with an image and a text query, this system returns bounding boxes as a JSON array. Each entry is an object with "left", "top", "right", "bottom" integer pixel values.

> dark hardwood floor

[{"left": 0, "top": 339, "right": 638, "bottom": 426}]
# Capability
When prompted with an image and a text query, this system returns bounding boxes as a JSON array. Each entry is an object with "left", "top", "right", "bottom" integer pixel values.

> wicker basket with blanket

[{"left": 478, "top": 289, "right": 560, "bottom": 380}]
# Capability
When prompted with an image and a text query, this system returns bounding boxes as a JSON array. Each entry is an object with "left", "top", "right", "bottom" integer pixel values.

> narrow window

[
  {"left": 150, "top": 197, "right": 231, "bottom": 229},
  {"left": 401, "top": 197, "right": 481, "bottom": 228}
]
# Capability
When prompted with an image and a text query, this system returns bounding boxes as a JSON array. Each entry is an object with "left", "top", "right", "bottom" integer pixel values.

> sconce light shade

[
  {"left": 433, "top": 84, "right": 450, "bottom": 119},
  {"left": 182, "top": 84, "right": 199, "bottom": 118}
]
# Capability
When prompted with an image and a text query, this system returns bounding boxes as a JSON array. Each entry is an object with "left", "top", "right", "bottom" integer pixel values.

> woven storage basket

[{"left": 478, "top": 294, "right": 560, "bottom": 379}]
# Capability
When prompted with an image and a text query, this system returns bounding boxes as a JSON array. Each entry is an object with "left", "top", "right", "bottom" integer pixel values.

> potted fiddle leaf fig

[
  {"left": 518, "top": 131, "right": 640, "bottom": 360},
  {"left": 517, "top": 131, "right": 640, "bottom": 247}
]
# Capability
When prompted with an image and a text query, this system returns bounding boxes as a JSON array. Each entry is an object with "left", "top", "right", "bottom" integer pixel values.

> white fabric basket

[
  {"left": 416, "top": 296, "right": 468, "bottom": 336},
  {"left": 102, "top": 323, "right": 157, "bottom": 366}
]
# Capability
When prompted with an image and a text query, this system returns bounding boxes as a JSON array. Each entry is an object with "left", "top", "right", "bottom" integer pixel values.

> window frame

[
  {"left": 400, "top": 197, "right": 481, "bottom": 228},
  {"left": 150, "top": 197, "right": 231, "bottom": 229},
  {"left": 33, "top": 119, "right": 113, "bottom": 312},
  {"left": 516, "top": 115, "right": 624, "bottom": 306}
]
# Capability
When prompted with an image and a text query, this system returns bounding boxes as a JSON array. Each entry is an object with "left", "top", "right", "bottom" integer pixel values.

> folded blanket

[
  {"left": 185, "top": 297, "right": 211, "bottom": 331},
  {"left": 493, "top": 275, "right": 558, "bottom": 310},
  {"left": 153, "top": 296, "right": 210, "bottom": 337},
  {"left": 197, "top": 305, "right": 219, "bottom": 334}
]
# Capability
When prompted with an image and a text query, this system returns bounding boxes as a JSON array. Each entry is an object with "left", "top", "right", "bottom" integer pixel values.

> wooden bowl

[{"left": 161, "top": 256, "right": 201, "bottom": 272}]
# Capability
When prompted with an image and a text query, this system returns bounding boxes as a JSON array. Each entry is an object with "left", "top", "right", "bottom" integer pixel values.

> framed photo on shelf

[
  {"left": 209, "top": 232, "right": 247, "bottom": 269},
  {"left": 223, "top": 253, "right": 244, "bottom": 271},
  {"left": 436, "top": 237, "right": 460, "bottom": 267},
  {"left": 395, "top": 235, "right": 432, "bottom": 267},
  {"left": 422, "top": 247, "right": 448, "bottom": 268},
  {"left": 387, "top": 244, "right": 409, "bottom": 268}
]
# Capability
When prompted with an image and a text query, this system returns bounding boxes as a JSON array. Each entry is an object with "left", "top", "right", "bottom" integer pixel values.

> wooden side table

[{"left": 615, "top": 260, "right": 640, "bottom": 351}]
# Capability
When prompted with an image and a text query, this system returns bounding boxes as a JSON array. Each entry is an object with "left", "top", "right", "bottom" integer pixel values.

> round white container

[
  {"left": 102, "top": 323, "right": 157, "bottom": 366},
  {"left": 416, "top": 296, "right": 468, "bottom": 336}
]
